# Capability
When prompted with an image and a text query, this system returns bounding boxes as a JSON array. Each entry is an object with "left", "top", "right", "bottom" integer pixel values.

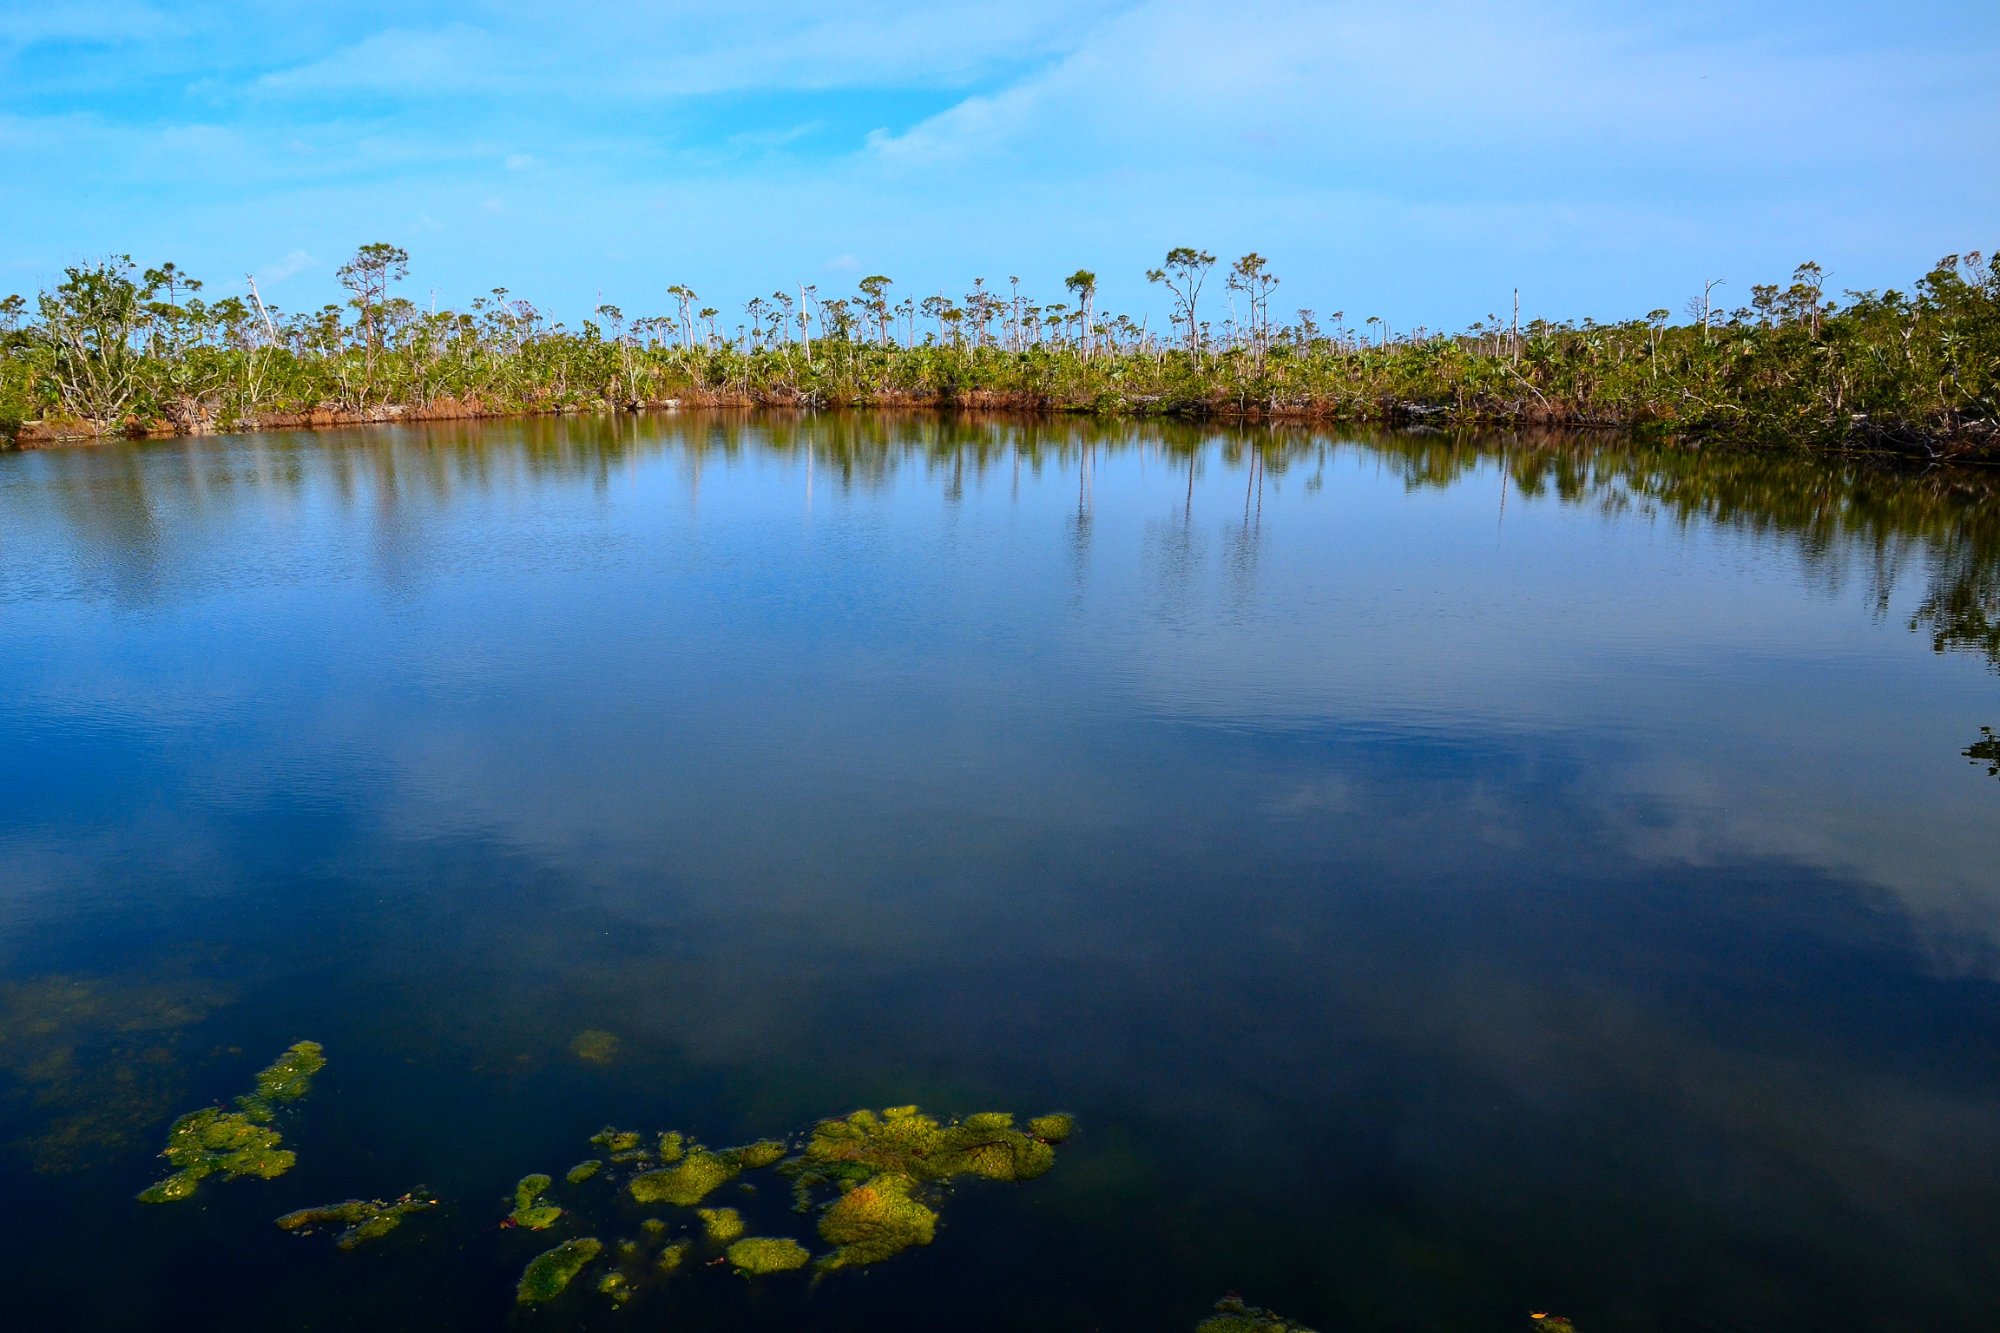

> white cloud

[
  {"left": 257, "top": 248, "right": 314, "bottom": 283},
  {"left": 254, "top": 23, "right": 506, "bottom": 95},
  {"left": 863, "top": 0, "right": 1999, "bottom": 187},
  {"left": 249, "top": 1, "right": 1133, "bottom": 101},
  {"left": 2, "top": 0, "right": 1993, "bottom": 327}
]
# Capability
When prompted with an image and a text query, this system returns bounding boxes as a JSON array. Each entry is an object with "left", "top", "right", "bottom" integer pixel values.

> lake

[{"left": 1, "top": 413, "right": 1996, "bottom": 1331}]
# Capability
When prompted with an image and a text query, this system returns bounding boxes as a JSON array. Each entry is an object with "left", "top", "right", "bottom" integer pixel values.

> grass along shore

[{"left": 2, "top": 246, "right": 1995, "bottom": 459}]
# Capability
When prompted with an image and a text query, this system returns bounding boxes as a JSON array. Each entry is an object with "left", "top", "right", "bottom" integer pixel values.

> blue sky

[{"left": 2, "top": 0, "right": 1996, "bottom": 331}]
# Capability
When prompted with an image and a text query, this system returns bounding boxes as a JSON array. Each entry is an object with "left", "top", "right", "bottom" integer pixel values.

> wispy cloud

[
  {"left": 254, "top": 23, "right": 506, "bottom": 96},
  {"left": 0, "top": 0, "right": 1993, "bottom": 327},
  {"left": 256, "top": 249, "right": 315, "bottom": 284}
]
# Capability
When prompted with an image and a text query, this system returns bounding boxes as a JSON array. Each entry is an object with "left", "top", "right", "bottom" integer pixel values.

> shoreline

[{"left": 7, "top": 393, "right": 1993, "bottom": 464}]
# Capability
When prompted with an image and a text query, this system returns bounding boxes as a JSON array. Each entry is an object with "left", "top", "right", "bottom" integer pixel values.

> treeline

[{"left": 1, "top": 244, "right": 1995, "bottom": 457}]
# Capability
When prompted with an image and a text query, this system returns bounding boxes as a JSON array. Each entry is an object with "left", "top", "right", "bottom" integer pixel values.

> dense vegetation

[{"left": 2, "top": 244, "right": 1994, "bottom": 457}]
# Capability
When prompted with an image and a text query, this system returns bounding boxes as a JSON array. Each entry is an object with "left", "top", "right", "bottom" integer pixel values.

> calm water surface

[{"left": 1, "top": 415, "right": 1996, "bottom": 1332}]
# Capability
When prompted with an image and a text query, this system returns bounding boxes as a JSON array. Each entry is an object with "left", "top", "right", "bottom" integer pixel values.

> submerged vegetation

[
  {"left": 136, "top": 1041, "right": 323, "bottom": 1203},
  {"left": 1194, "top": 1298, "right": 1570, "bottom": 1333},
  {"left": 1198, "top": 1296, "right": 1323, "bottom": 1333},
  {"left": 276, "top": 1189, "right": 438, "bottom": 1249},
  {"left": 568, "top": 1028, "right": 619, "bottom": 1063},
  {"left": 0, "top": 972, "right": 228, "bottom": 1173},
  {"left": 2, "top": 245, "right": 1994, "bottom": 457}
]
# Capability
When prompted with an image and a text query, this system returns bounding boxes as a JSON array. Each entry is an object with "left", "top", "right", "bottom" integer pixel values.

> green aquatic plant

[
  {"left": 621, "top": 1132, "right": 785, "bottom": 1207},
  {"left": 138, "top": 1107, "right": 294, "bottom": 1202},
  {"left": 816, "top": 1172, "right": 938, "bottom": 1271},
  {"left": 724, "top": 1138, "right": 787, "bottom": 1169},
  {"left": 698, "top": 1206, "right": 745, "bottom": 1242},
  {"left": 779, "top": 1105, "right": 1071, "bottom": 1272},
  {"left": 1027, "top": 1113, "right": 1075, "bottom": 1143},
  {"left": 276, "top": 1189, "right": 438, "bottom": 1249},
  {"left": 596, "top": 1269, "right": 633, "bottom": 1306},
  {"left": 566, "top": 1159, "right": 602, "bottom": 1184},
  {"left": 727, "top": 1236, "right": 811, "bottom": 1275},
  {"left": 657, "top": 1238, "right": 691, "bottom": 1271},
  {"left": 786, "top": 1105, "right": 1060, "bottom": 1194},
  {"left": 516, "top": 1237, "right": 602, "bottom": 1303},
  {"left": 1196, "top": 1296, "right": 1320, "bottom": 1333},
  {"left": 137, "top": 1043, "right": 326, "bottom": 1203},
  {"left": 236, "top": 1041, "right": 324, "bottom": 1119},
  {"left": 570, "top": 1029, "right": 619, "bottom": 1064},
  {"left": 629, "top": 1150, "right": 738, "bottom": 1207},
  {"left": 589, "top": 1126, "right": 657, "bottom": 1164},
  {"left": 509, "top": 1173, "right": 562, "bottom": 1230}
]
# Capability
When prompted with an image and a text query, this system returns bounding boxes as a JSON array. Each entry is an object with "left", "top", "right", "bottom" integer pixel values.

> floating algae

[
  {"left": 509, "top": 1173, "right": 563, "bottom": 1230},
  {"left": 277, "top": 1189, "right": 438, "bottom": 1249},
  {"left": 569, "top": 1030, "right": 619, "bottom": 1064},
  {"left": 816, "top": 1172, "right": 938, "bottom": 1271},
  {"left": 698, "top": 1206, "right": 745, "bottom": 1242},
  {"left": 517, "top": 1237, "right": 602, "bottom": 1303},
  {"left": 137, "top": 1108, "right": 293, "bottom": 1202},
  {"left": 236, "top": 1040, "right": 324, "bottom": 1118},
  {"left": 623, "top": 1131, "right": 791, "bottom": 1206},
  {"left": 725, "top": 1139, "right": 787, "bottom": 1169},
  {"left": 589, "top": 1127, "right": 655, "bottom": 1164},
  {"left": 137, "top": 1042, "right": 324, "bottom": 1203},
  {"left": 472, "top": 1104, "right": 1067, "bottom": 1304},
  {"left": 727, "top": 1236, "right": 811, "bottom": 1274},
  {"left": 629, "top": 1150, "right": 739, "bottom": 1207},
  {"left": 785, "top": 1106, "right": 1059, "bottom": 1191},
  {"left": 1027, "top": 1113, "right": 1075, "bottom": 1143},
  {"left": 1196, "top": 1296, "right": 1321, "bottom": 1333},
  {"left": 778, "top": 1105, "right": 1072, "bottom": 1272}
]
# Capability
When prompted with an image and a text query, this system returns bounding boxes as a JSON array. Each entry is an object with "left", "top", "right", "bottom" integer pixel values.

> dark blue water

[{"left": 1, "top": 415, "right": 1995, "bottom": 1332}]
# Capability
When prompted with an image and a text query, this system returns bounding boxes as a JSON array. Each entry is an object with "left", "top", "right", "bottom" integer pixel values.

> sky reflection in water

[{"left": 0, "top": 415, "right": 1996, "bottom": 1332}]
